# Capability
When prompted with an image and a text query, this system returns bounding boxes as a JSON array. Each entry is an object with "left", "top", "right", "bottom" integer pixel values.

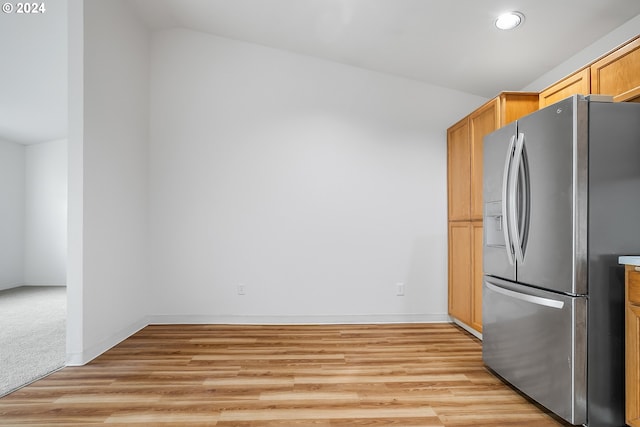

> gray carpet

[{"left": 0, "top": 286, "right": 66, "bottom": 397}]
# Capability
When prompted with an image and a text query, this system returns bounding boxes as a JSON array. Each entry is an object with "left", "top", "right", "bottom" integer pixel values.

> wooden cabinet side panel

[
  {"left": 471, "top": 221, "right": 483, "bottom": 332},
  {"left": 469, "top": 100, "right": 498, "bottom": 220},
  {"left": 591, "top": 37, "right": 640, "bottom": 102},
  {"left": 447, "top": 119, "right": 471, "bottom": 221},
  {"left": 499, "top": 93, "right": 539, "bottom": 125},
  {"left": 539, "top": 68, "right": 591, "bottom": 108},
  {"left": 628, "top": 266, "right": 640, "bottom": 427},
  {"left": 627, "top": 304, "right": 640, "bottom": 426},
  {"left": 448, "top": 222, "right": 472, "bottom": 324}
]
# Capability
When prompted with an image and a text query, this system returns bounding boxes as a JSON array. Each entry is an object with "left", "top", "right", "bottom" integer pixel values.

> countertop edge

[{"left": 619, "top": 256, "right": 640, "bottom": 266}]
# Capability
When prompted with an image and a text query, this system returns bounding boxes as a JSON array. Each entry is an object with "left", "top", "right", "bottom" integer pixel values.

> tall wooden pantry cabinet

[{"left": 447, "top": 92, "right": 538, "bottom": 333}]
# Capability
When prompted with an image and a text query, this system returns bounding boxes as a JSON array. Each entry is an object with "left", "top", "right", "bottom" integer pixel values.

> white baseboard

[
  {"left": 23, "top": 283, "right": 67, "bottom": 287},
  {"left": 0, "top": 283, "right": 24, "bottom": 291},
  {"left": 0, "top": 283, "right": 66, "bottom": 291},
  {"left": 66, "top": 316, "right": 150, "bottom": 366},
  {"left": 147, "top": 313, "right": 450, "bottom": 325}
]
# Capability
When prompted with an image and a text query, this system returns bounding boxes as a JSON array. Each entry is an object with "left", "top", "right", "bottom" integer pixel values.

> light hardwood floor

[{"left": 0, "top": 323, "right": 570, "bottom": 426}]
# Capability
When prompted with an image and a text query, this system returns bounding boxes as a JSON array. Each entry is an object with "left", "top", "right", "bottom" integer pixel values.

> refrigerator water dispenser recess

[{"left": 485, "top": 201, "right": 505, "bottom": 248}]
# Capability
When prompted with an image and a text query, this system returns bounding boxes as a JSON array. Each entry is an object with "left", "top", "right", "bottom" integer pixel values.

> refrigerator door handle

[
  {"left": 502, "top": 134, "right": 516, "bottom": 265},
  {"left": 485, "top": 282, "right": 565, "bottom": 309},
  {"left": 509, "top": 132, "right": 526, "bottom": 264}
]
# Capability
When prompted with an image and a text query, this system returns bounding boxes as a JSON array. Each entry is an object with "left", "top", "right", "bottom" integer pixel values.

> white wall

[
  {"left": 523, "top": 14, "right": 640, "bottom": 92},
  {"left": 66, "top": 0, "right": 150, "bottom": 364},
  {"left": 0, "top": 139, "right": 25, "bottom": 290},
  {"left": 148, "top": 29, "right": 487, "bottom": 323},
  {"left": 0, "top": 138, "right": 67, "bottom": 290},
  {"left": 24, "top": 139, "right": 68, "bottom": 285},
  {"left": 0, "top": 0, "right": 67, "bottom": 144}
]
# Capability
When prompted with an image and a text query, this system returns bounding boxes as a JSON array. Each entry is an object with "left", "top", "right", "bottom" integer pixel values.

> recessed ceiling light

[{"left": 495, "top": 11, "right": 524, "bottom": 30}]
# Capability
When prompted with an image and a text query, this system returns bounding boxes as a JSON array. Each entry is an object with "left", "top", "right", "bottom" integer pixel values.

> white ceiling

[
  {"left": 2, "top": 0, "right": 640, "bottom": 144},
  {"left": 132, "top": 0, "right": 640, "bottom": 98}
]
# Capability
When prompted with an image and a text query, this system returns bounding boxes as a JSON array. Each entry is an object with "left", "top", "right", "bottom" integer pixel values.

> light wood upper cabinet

[
  {"left": 538, "top": 36, "right": 640, "bottom": 107},
  {"left": 591, "top": 36, "right": 640, "bottom": 102},
  {"left": 469, "top": 99, "right": 499, "bottom": 220},
  {"left": 539, "top": 68, "right": 590, "bottom": 108},
  {"left": 626, "top": 265, "right": 640, "bottom": 427},
  {"left": 447, "top": 119, "right": 471, "bottom": 222},
  {"left": 447, "top": 93, "right": 538, "bottom": 223}
]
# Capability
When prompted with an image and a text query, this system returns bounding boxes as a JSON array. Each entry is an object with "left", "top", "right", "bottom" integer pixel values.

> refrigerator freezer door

[
  {"left": 483, "top": 122, "right": 517, "bottom": 281},
  {"left": 482, "top": 276, "right": 587, "bottom": 425},
  {"left": 514, "top": 97, "right": 588, "bottom": 295}
]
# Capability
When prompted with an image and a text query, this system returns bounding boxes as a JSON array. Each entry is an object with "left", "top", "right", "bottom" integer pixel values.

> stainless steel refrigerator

[{"left": 482, "top": 95, "right": 640, "bottom": 427}]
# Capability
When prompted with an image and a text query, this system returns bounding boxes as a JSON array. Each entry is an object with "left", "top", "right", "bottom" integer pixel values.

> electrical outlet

[
  {"left": 396, "top": 283, "right": 404, "bottom": 296},
  {"left": 237, "top": 284, "right": 245, "bottom": 295}
]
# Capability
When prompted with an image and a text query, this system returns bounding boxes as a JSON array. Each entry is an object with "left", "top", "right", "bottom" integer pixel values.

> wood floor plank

[
  {"left": 218, "top": 407, "right": 438, "bottom": 421},
  {"left": 259, "top": 391, "right": 360, "bottom": 401},
  {"left": 0, "top": 323, "right": 571, "bottom": 426},
  {"left": 104, "top": 412, "right": 220, "bottom": 424}
]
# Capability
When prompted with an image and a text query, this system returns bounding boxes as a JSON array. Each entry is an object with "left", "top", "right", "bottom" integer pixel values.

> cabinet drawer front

[{"left": 629, "top": 271, "right": 640, "bottom": 306}]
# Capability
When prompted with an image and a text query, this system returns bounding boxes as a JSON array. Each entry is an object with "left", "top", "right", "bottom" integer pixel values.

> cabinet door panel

[
  {"left": 591, "top": 37, "right": 640, "bottom": 102},
  {"left": 449, "top": 222, "right": 472, "bottom": 324},
  {"left": 471, "top": 221, "right": 483, "bottom": 332},
  {"left": 470, "top": 100, "right": 498, "bottom": 220},
  {"left": 539, "top": 68, "right": 590, "bottom": 108},
  {"left": 447, "top": 120, "right": 471, "bottom": 221}
]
